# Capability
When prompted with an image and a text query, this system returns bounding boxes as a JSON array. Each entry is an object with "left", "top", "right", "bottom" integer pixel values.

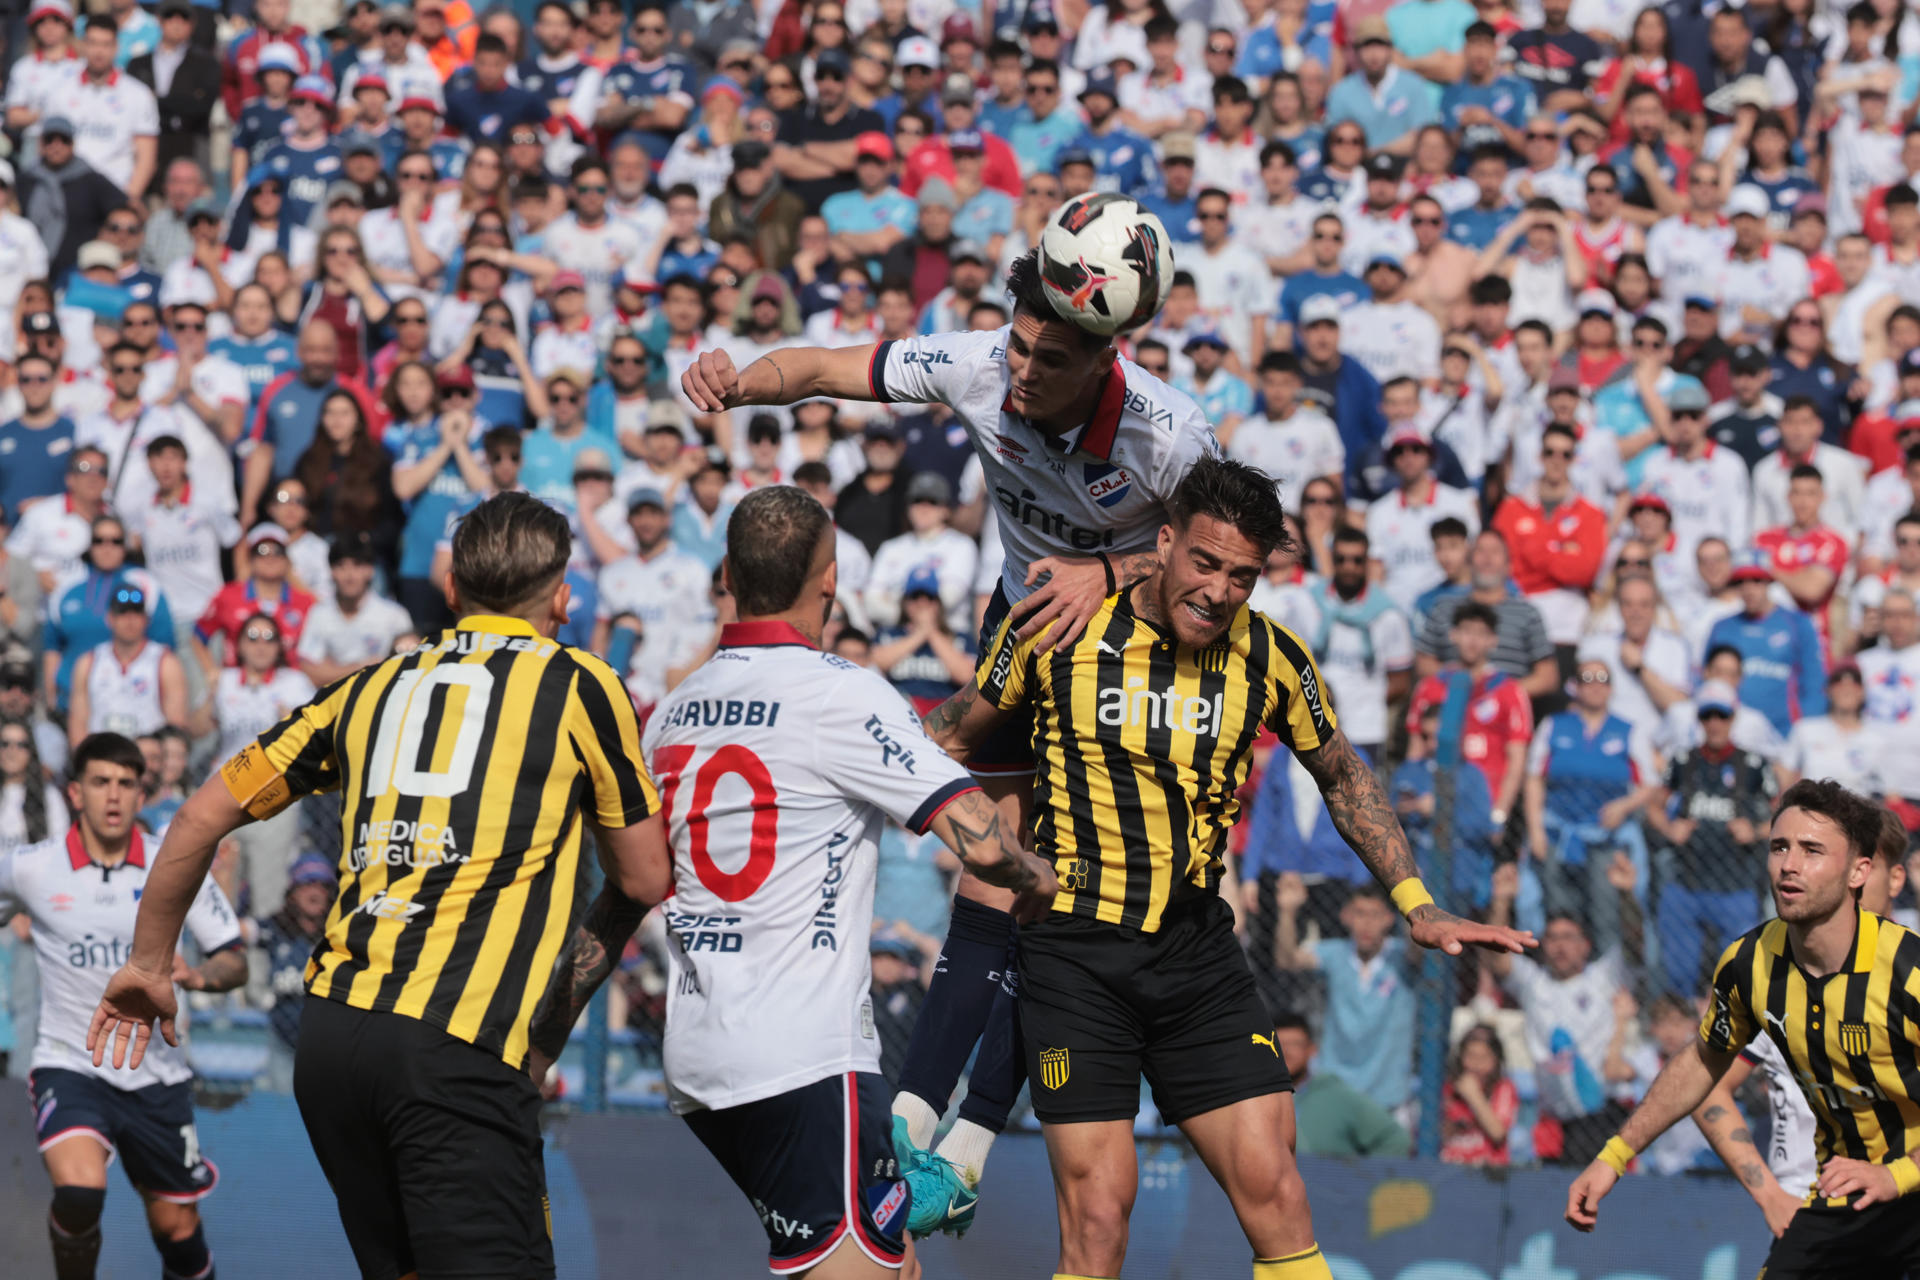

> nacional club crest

[{"left": 1039, "top": 1046, "right": 1071, "bottom": 1091}]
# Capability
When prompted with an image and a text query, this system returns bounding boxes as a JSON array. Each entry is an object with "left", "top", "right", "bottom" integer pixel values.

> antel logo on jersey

[
  {"left": 67, "top": 932, "right": 135, "bottom": 969},
  {"left": 1084, "top": 462, "right": 1134, "bottom": 509},
  {"left": 1097, "top": 676, "right": 1226, "bottom": 736},
  {"left": 355, "top": 890, "right": 426, "bottom": 922}
]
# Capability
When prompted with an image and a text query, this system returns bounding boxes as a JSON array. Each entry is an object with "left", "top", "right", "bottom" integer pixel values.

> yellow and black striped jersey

[
  {"left": 1701, "top": 910, "right": 1920, "bottom": 1202},
  {"left": 978, "top": 590, "right": 1336, "bottom": 933},
  {"left": 219, "top": 615, "right": 660, "bottom": 1068}
]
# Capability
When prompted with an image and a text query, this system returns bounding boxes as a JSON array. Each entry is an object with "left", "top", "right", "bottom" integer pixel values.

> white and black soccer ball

[{"left": 1036, "top": 193, "right": 1176, "bottom": 337}]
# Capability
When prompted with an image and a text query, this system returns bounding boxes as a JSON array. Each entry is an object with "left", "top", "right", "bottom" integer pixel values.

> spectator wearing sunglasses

[
  {"left": 41, "top": 510, "right": 177, "bottom": 717},
  {"left": 522, "top": 368, "right": 618, "bottom": 511}
]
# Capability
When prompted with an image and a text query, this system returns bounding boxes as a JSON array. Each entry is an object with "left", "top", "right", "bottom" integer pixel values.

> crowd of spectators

[{"left": 0, "top": 0, "right": 1916, "bottom": 1165}]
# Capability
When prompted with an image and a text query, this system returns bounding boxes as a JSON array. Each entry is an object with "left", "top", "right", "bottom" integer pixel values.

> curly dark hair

[
  {"left": 1167, "top": 455, "right": 1294, "bottom": 557},
  {"left": 1776, "top": 777, "right": 1884, "bottom": 866}
]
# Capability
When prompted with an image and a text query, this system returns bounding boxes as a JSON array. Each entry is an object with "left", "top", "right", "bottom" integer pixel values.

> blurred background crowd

[{"left": 0, "top": 0, "right": 1918, "bottom": 1170}]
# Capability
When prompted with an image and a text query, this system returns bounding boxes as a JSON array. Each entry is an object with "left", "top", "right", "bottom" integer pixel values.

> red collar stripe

[
  {"left": 717, "top": 620, "right": 817, "bottom": 650},
  {"left": 67, "top": 827, "right": 145, "bottom": 870}
]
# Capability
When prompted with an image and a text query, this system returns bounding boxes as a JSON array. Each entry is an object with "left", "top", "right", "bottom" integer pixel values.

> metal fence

[{"left": 0, "top": 746, "right": 1812, "bottom": 1176}]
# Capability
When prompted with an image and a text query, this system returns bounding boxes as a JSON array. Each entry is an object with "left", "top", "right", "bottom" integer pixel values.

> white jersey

[
  {"left": 869, "top": 327, "right": 1219, "bottom": 604},
  {"left": 1236, "top": 195, "right": 1319, "bottom": 269},
  {"left": 1226, "top": 408, "right": 1345, "bottom": 510},
  {"left": 1633, "top": 442, "right": 1752, "bottom": 556},
  {"left": 862, "top": 526, "right": 978, "bottom": 635},
  {"left": 356, "top": 200, "right": 463, "bottom": 303},
  {"left": 82, "top": 641, "right": 168, "bottom": 738},
  {"left": 1340, "top": 300, "right": 1442, "bottom": 385},
  {"left": 1712, "top": 246, "right": 1811, "bottom": 344},
  {"left": 596, "top": 543, "right": 717, "bottom": 703},
  {"left": 4, "top": 494, "right": 92, "bottom": 581},
  {"left": 1749, "top": 445, "right": 1869, "bottom": 542},
  {"left": 211, "top": 666, "right": 315, "bottom": 764},
  {"left": 1858, "top": 643, "right": 1920, "bottom": 798},
  {"left": 1644, "top": 217, "right": 1734, "bottom": 313},
  {"left": 120, "top": 489, "right": 241, "bottom": 622},
  {"left": 1364, "top": 484, "right": 1481, "bottom": 614},
  {"left": 647, "top": 622, "right": 978, "bottom": 1113},
  {"left": 1782, "top": 715, "right": 1886, "bottom": 795},
  {"left": 0, "top": 827, "right": 241, "bottom": 1089},
  {"left": 542, "top": 213, "right": 643, "bottom": 315},
  {"left": 1742, "top": 1033, "right": 1819, "bottom": 1201},
  {"left": 294, "top": 593, "right": 414, "bottom": 673},
  {"left": 4, "top": 50, "right": 80, "bottom": 146},
  {"left": 47, "top": 65, "right": 159, "bottom": 194}
]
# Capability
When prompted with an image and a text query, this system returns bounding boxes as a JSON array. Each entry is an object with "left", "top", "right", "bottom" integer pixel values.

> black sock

[
  {"left": 895, "top": 896, "right": 1015, "bottom": 1113},
  {"left": 49, "top": 1187, "right": 105, "bottom": 1280},
  {"left": 956, "top": 972, "right": 1025, "bottom": 1133},
  {"left": 156, "top": 1222, "right": 213, "bottom": 1280}
]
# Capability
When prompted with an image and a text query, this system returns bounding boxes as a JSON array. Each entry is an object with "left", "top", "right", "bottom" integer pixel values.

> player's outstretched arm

[
  {"left": 1296, "top": 727, "right": 1535, "bottom": 957},
  {"left": 1691, "top": 1058, "right": 1803, "bottom": 1237},
  {"left": 927, "top": 789, "right": 1058, "bottom": 924},
  {"left": 526, "top": 815, "right": 673, "bottom": 1080},
  {"left": 1566, "top": 1039, "right": 1739, "bottom": 1232},
  {"left": 680, "top": 344, "right": 885, "bottom": 412},
  {"left": 88, "top": 774, "right": 252, "bottom": 1071}
]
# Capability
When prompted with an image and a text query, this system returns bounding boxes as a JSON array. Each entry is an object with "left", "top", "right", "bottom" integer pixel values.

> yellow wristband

[
  {"left": 1889, "top": 1157, "right": 1920, "bottom": 1197},
  {"left": 1390, "top": 878, "right": 1434, "bottom": 918},
  {"left": 1598, "top": 1136, "right": 1635, "bottom": 1176}
]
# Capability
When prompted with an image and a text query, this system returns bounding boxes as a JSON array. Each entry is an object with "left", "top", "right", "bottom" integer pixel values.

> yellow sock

[
  {"left": 1254, "top": 1244, "right": 1334, "bottom": 1279},
  {"left": 1052, "top": 1274, "right": 1110, "bottom": 1279}
]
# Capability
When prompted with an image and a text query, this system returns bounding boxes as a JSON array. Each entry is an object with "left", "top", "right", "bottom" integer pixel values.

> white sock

[
  {"left": 892, "top": 1093, "right": 941, "bottom": 1148},
  {"left": 933, "top": 1118, "right": 998, "bottom": 1187}
]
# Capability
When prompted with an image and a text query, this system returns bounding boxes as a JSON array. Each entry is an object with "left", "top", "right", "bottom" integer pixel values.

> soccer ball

[{"left": 1037, "top": 193, "right": 1176, "bottom": 337}]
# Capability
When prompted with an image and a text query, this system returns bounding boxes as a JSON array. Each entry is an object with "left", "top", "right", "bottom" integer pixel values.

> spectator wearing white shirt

[
  {"left": 1645, "top": 162, "right": 1735, "bottom": 319},
  {"left": 1191, "top": 76, "right": 1261, "bottom": 206},
  {"left": 1310, "top": 524, "right": 1415, "bottom": 755},
  {"left": 56, "top": 17, "right": 158, "bottom": 196},
  {"left": 1714, "top": 185, "right": 1812, "bottom": 347},
  {"left": 1749, "top": 395, "right": 1869, "bottom": 542},
  {"left": 1634, "top": 376, "right": 1752, "bottom": 557},
  {"left": 1342, "top": 250, "right": 1443, "bottom": 386},
  {"left": 1237, "top": 140, "right": 1318, "bottom": 278},
  {"left": 1341, "top": 153, "right": 1418, "bottom": 280},
  {"left": 1857, "top": 587, "right": 1920, "bottom": 807},
  {"left": 862, "top": 472, "right": 978, "bottom": 637},
  {"left": 5, "top": 444, "right": 107, "bottom": 593},
  {"left": 119, "top": 434, "right": 237, "bottom": 631},
  {"left": 1228, "top": 352, "right": 1344, "bottom": 509},
  {"left": 293, "top": 535, "right": 414, "bottom": 686},
  {"left": 1576, "top": 576, "right": 1693, "bottom": 744},
  {"left": 1179, "top": 186, "right": 1271, "bottom": 368},
  {"left": 1365, "top": 426, "right": 1480, "bottom": 614},
  {"left": 1780, "top": 661, "right": 1889, "bottom": 794},
  {"left": 1659, "top": 645, "right": 1788, "bottom": 765}
]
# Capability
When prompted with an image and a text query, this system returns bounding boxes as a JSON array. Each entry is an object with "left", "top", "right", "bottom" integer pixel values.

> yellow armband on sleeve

[
  {"left": 1889, "top": 1157, "right": 1920, "bottom": 1197},
  {"left": 1390, "top": 878, "right": 1434, "bottom": 918},
  {"left": 1598, "top": 1136, "right": 1635, "bottom": 1176}
]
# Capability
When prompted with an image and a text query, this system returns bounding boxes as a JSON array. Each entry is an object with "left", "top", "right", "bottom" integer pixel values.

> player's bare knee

[{"left": 143, "top": 1197, "right": 199, "bottom": 1240}]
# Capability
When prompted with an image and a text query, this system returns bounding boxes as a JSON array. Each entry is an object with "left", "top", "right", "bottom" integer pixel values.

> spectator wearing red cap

[
  {"left": 821, "top": 131, "right": 917, "bottom": 276},
  {"left": 900, "top": 72, "right": 1023, "bottom": 201}
]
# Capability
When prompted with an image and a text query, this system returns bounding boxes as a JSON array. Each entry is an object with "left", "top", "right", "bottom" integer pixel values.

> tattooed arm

[
  {"left": 175, "top": 945, "right": 248, "bottom": 994},
  {"left": 526, "top": 815, "right": 675, "bottom": 1076},
  {"left": 927, "top": 788, "right": 1059, "bottom": 922},
  {"left": 527, "top": 881, "right": 653, "bottom": 1066},
  {"left": 922, "top": 679, "right": 1009, "bottom": 763},
  {"left": 1694, "top": 1056, "right": 1804, "bottom": 1237},
  {"left": 1295, "top": 727, "right": 1534, "bottom": 957}
]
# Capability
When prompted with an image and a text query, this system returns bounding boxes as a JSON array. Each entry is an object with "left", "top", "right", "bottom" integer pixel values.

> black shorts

[
  {"left": 684, "top": 1071, "right": 909, "bottom": 1275},
  {"left": 1017, "top": 895, "right": 1291, "bottom": 1125},
  {"left": 294, "top": 996, "right": 552, "bottom": 1280},
  {"left": 968, "top": 583, "right": 1036, "bottom": 778},
  {"left": 27, "top": 1067, "right": 218, "bottom": 1201},
  {"left": 1761, "top": 1197, "right": 1920, "bottom": 1279}
]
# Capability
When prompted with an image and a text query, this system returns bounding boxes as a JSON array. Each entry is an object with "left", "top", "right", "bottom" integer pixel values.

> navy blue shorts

[
  {"left": 684, "top": 1071, "right": 909, "bottom": 1274},
  {"left": 28, "top": 1067, "right": 218, "bottom": 1201},
  {"left": 969, "top": 583, "right": 1036, "bottom": 778}
]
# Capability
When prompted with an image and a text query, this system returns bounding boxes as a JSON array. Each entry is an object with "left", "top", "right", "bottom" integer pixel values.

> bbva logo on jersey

[{"left": 1084, "top": 461, "right": 1134, "bottom": 508}]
